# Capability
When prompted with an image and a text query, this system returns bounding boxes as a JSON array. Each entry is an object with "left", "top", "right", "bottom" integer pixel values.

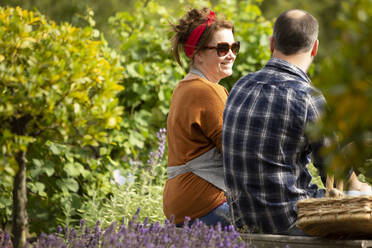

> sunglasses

[{"left": 204, "top": 41, "right": 240, "bottom": 57}]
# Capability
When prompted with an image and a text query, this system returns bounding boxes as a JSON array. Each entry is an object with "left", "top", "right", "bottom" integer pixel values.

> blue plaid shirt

[{"left": 222, "top": 57, "right": 325, "bottom": 234}]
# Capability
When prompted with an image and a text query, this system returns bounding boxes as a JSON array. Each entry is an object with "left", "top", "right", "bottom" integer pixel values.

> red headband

[{"left": 184, "top": 10, "right": 216, "bottom": 58}]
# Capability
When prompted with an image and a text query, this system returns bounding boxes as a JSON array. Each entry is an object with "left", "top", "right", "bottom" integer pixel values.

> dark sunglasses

[{"left": 204, "top": 41, "right": 240, "bottom": 57}]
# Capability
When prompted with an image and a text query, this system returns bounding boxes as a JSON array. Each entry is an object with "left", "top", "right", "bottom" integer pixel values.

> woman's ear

[
  {"left": 193, "top": 51, "right": 203, "bottom": 65},
  {"left": 194, "top": 52, "right": 203, "bottom": 65}
]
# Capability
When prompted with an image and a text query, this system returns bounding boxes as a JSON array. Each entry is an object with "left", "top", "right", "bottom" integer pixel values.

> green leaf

[
  {"left": 129, "top": 131, "right": 144, "bottom": 148},
  {"left": 63, "top": 163, "right": 80, "bottom": 177},
  {"left": 28, "top": 182, "right": 47, "bottom": 197},
  {"left": 66, "top": 178, "right": 79, "bottom": 192},
  {"left": 49, "top": 143, "right": 61, "bottom": 155},
  {"left": 32, "top": 158, "right": 44, "bottom": 167},
  {"left": 57, "top": 178, "right": 79, "bottom": 193}
]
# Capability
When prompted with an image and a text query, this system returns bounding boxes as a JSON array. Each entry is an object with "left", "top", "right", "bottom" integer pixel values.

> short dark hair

[{"left": 273, "top": 9, "right": 318, "bottom": 55}]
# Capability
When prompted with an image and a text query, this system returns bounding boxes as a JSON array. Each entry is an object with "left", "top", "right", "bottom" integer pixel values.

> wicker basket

[{"left": 296, "top": 175, "right": 372, "bottom": 238}]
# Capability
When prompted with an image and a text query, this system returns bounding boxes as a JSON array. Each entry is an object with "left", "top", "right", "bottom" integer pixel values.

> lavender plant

[
  {"left": 22, "top": 209, "right": 252, "bottom": 248},
  {"left": 0, "top": 229, "right": 12, "bottom": 248},
  {"left": 145, "top": 128, "right": 167, "bottom": 185},
  {"left": 147, "top": 128, "right": 167, "bottom": 169},
  {"left": 79, "top": 179, "right": 165, "bottom": 229},
  {"left": 79, "top": 128, "right": 167, "bottom": 229}
]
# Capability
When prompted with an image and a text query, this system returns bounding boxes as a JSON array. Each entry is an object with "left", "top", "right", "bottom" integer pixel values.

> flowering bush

[{"left": 0, "top": 210, "right": 253, "bottom": 248}]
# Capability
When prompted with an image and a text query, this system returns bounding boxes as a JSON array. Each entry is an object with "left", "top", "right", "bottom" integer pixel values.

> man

[{"left": 222, "top": 9, "right": 370, "bottom": 235}]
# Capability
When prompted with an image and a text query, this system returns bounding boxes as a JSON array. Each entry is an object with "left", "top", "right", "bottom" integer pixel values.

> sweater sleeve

[{"left": 190, "top": 83, "right": 227, "bottom": 152}]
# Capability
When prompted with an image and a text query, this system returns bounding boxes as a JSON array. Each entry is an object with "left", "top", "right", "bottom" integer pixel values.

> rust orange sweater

[{"left": 163, "top": 76, "right": 228, "bottom": 224}]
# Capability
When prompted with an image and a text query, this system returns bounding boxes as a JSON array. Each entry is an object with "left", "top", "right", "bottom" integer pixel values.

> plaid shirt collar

[{"left": 265, "top": 57, "right": 311, "bottom": 84}]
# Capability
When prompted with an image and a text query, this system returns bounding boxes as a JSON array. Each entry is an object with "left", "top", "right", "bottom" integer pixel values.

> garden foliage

[
  {"left": 79, "top": 129, "right": 168, "bottom": 229},
  {"left": 0, "top": 6, "right": 124, "bottom": 234},
  {"left": 310, "top": 0, "right": 372, "bottom": 179}
]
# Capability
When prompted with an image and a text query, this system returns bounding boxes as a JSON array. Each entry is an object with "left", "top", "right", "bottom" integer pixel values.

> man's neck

[{"left": 272, "top": 50, "right": 313, "bottom": 73}]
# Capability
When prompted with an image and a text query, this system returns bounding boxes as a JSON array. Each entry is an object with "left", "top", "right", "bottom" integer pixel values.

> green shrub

[{"left": 0, "top": 6, "right": 124, "bottom": 234}]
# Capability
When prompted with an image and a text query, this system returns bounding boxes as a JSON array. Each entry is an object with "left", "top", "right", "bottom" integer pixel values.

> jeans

[{"left": 176, "top": 202, "right": 231, "bottom": 228}]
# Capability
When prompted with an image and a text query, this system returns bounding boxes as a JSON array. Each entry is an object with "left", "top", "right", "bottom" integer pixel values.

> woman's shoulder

[{"left": 178, "top": 77, "right": 227, "bottom": 97}]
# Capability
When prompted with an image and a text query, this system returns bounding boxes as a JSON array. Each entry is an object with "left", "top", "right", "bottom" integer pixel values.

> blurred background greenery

[{"left": 0, "top": 0, "right": 346, "bottom": 59}]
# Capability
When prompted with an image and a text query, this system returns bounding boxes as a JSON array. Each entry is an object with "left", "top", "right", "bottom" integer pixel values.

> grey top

[{"left": 167, "top": 147, "right": 226, "bottom": 192}]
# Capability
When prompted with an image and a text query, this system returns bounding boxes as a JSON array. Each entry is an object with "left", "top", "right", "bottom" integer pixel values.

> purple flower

[
  {"left": 135, "top": 206, "right": 141, "bottom": 216},
  {"left": 147, "top": 128, "right": 167, "bottom": 170},
  {"left": 26, "top": 207, "right": 251, "bottom": 247}
]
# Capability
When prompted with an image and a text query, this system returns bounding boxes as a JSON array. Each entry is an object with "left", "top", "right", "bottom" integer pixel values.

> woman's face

[{"left": 195, "top": 28, "right": 236, "bottom": 83}]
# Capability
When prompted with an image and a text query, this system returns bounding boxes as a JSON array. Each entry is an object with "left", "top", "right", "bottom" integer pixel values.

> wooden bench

[{"left": 240, "top": 233, "right": 372, "bottom": 248}]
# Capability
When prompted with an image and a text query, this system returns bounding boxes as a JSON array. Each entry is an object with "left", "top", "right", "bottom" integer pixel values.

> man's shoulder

[
  {"left": 235, "top": 68, "right": 268, "bottom": 84},
  {"left": 232, "top": 69, "right": 315, "bottom": 95},
  {"left": 233, "top": 63, "right": 302, "bottom": 86}
]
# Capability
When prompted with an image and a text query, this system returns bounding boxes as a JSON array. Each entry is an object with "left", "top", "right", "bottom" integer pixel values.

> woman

[{"left": 163, "top": 7, "right": 239, "bottom": 227}]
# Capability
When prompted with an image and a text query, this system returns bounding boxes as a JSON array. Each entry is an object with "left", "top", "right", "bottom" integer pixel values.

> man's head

[{"left": 272, "top": 9, "right": 318, "bottom": 55}]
